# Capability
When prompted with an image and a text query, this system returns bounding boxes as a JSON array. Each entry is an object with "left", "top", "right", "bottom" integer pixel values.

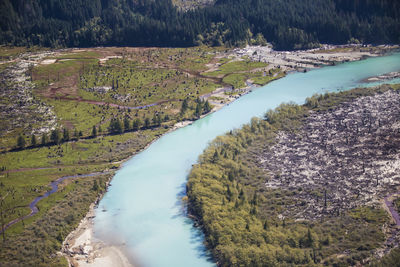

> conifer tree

[
  {"left": 31, "top": 134, "right": 36, "bottom": 146},
  {"left": 92, "top": 125, "right": 97, "bottom": 137},
  {"left": 17, "top": 135, "right": 25, "bottom": 149}
]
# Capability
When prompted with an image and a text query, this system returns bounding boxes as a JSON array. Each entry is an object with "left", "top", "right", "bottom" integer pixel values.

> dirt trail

[{"left": 176, "top": 67, "right": 231, "bottom": 87}]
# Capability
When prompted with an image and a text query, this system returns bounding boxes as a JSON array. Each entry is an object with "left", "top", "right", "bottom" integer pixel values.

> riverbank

[
  {"left": 63, "top": 202, "right": 133, "bottom": 267},
  {"left": 187, "top": 84, "right": 400, "bottom": 266},
  {"left": 59, "top": 72, "right": 266, "bottom": 267},
  {"left": 60, "top": 82, "right": 260, "bottom": 267},
  {"left": 230, "top": 44, "right": 400, "bottom": 72},
  {"left": 362, "top": 71, "right": 400, "bottom": 83},
  {"left": 0, "top": 45, "right": 273, "bottom": 266},
  {"left": 60, "top": 117, "right": 213, "bottom": 266},
  {"left": 60, "top": 47, "right": 400, "bottom": 267}
]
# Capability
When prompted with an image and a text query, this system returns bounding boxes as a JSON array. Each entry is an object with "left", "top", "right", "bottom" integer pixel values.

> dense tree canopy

[{"left": 0, "top": 0, "right": 399, "bottom": 50}]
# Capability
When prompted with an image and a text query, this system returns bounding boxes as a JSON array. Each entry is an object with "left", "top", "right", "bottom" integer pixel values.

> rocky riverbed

[
  {"left": 230, "top": 44, "right": 399, "bottom": 71},
  {"left": 362, "top": 72, "right": 400, "bottom": 83}
]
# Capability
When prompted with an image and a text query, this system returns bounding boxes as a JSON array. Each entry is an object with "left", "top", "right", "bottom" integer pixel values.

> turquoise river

[{"left": 94, "top": 52, "right": 400, "bottom": 267}]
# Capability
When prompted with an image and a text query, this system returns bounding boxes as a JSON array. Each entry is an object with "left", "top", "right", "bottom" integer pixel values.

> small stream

[{"left": 1, "top": 171, "right": 109, "bottom": 234}]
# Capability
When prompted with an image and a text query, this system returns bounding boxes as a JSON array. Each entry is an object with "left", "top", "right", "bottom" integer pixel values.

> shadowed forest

[{"left": 1, "top": 0, "right": 399, "bottom": 50}]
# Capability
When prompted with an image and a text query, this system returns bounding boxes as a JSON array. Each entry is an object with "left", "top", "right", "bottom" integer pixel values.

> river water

[{"left": 93, "top": 52, "right": 400, "bottom": 267}]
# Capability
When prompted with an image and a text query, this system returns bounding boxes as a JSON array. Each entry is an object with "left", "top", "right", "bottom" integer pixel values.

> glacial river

[{"left": 93, "top": 52, "right": 400, "bottom": 267}]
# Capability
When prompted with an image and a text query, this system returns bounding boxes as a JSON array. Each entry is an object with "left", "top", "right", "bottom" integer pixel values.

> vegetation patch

[
  {"left": 187, "top": 84, "right": 400, "bottom": 266},
  {"left": 0, "top": 172, "right": 111, "bottom": 266},
  {"left": 204, "top": 60, "right": 267, "bottom": 77}
]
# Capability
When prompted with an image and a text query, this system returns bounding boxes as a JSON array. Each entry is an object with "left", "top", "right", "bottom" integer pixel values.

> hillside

[
  {"left": 187, "top": 84, "right": 400, "bottom": 266},
  {"left": 0, "top": 0, "right": 399, "bottom": 50}
]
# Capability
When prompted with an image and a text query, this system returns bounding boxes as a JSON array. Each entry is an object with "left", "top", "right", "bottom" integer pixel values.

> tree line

[
  {"left": 14, "top": 114, "right": 166, "bottom": 150},
  {"left": 181, "top": 97, "right": 212, "bottom": 118},
  {"left": 0, "top": 0, "right": 399, "bottom": 50},
  {"left": 14, "top": 96, "right": 213, "bottom": 151}
]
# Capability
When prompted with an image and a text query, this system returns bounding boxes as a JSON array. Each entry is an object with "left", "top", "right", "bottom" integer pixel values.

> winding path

[{"left": 0, "top": 171, "right": 110, "bottom": 234}]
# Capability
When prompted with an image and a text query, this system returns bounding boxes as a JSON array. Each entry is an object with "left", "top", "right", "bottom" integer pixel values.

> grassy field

[
  {"left": 0, "top": 45, "right": 284, "bottom": 266},
  {"left": 201, "top": 59, "right": 283, "bottom": 90},
  {"left": 1, "top": 46, "right": 282, "bottom": 152},
  {"left": 0, "top": 46, "right": 48, "bottom": 60},
  {"left": 79, "top": 59, "right": 220, "bottom": 106},
  {"left": 203, "top": 60, "right": 268, "bottom": 77},
  {"left": 0, "top": 126, "right": 166, "bottom": 265},
  {"left": 1, "top": 171, "right": 111, "bottom": 266}
]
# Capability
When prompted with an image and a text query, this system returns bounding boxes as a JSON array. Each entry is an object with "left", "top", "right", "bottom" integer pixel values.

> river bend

[{"left": 94, "top": 53, "right": 400, "bottom": 267}]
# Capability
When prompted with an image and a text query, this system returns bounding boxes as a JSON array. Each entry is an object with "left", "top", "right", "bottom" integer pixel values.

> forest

[
  {"left": 187, "top": 84, "right": 400, "bottom": 266},
  {"left": 0, "top": 0, "right": 399, "bottom": 50}
]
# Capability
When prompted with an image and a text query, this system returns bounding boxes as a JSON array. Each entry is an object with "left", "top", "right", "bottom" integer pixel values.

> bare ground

[
  {"left": 229, "top": 44, "right": 400, "bottom": 72},
  {"left": 254, "top": 89, "right": 400, "bottom": 255},
  {"left": 259, "top": 90, "right": 400, "bottom": 218}
]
